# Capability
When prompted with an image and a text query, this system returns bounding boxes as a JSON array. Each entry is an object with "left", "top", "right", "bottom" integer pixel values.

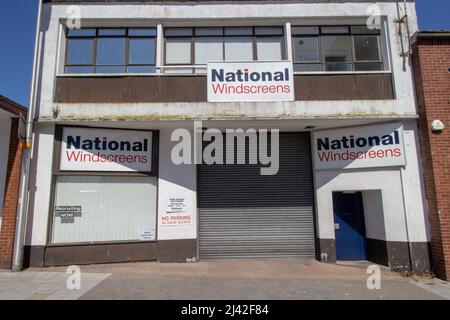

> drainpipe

[{"left": 12, "top": 0, "right": 43, "bottom": 272}]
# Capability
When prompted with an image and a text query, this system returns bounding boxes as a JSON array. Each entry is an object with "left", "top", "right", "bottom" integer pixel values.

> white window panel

[
  {"left": 165, "top": 38, "right": 192, "bottom": 64},
  {"left": 256, "top": 37, "right": 283, "bottom": 61},
  {"left": 195, "top": 37, "right": 224, "bottom": 64},
  {"left": 52, "top": 176, "right": 157, "bottom": 244},
  {"left": 224, "top": 37, "right": 253, "bottom": 61}
]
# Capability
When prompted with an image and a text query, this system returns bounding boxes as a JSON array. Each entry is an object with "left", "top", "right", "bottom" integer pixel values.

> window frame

[
  {"left": 64, "top": 27, "right": 158, "bottom": 74},
  {"left": 291, "top": 25, "right": 384, "bottom": 73},
  {"left": 163, "top": 26, "right": 286, "bottom": 73},
  {"left": 46, "top": 125, "right": 160, "bottom": 246}
]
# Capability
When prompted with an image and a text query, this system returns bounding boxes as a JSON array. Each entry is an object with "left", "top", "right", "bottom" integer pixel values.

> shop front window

[{"left": 51, "top": 175, "right": 158, "bottom": 244}]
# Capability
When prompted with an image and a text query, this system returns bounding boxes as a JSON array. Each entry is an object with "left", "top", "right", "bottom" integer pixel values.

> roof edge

[
  {"left": 417, "top": 31, "right": 450, "bottom": 40},
  {"left": 0, "top": 95, "right": 28, "bottom": 117}
]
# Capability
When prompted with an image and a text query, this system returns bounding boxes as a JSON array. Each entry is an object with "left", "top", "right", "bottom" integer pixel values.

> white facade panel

[{"left": 36, "top": 2, "right": 418, "bottom": 121}]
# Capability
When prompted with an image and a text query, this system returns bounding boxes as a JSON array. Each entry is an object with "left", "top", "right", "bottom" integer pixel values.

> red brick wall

[
  {"left": 413, "top": 38, "right": 450, "bottom": 280},
  {"left": 0, "top": 118, "right": 23, "bottom": 269}
]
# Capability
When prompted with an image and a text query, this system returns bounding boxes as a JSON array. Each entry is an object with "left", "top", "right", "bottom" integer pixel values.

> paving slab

[
  {"left": 0, "top": 270, "right": 111, "bottom": 300},
  {"left": 22, "top": 260, "right": 446, "bottom": 300}
]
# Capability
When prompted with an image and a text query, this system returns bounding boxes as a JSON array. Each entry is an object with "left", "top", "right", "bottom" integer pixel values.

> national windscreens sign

[
  {"left": 207, "top": 61, "right": 294, "bottom": 102},
  {"left": 312, "top": 123, "right": 406, "bottom": 170},
  {"left": 60, "top": 127, "right": 153, "bottom": 172}
]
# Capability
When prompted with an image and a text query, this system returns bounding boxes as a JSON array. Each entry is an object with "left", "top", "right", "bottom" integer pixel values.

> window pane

[
  {"left": 256, "top": 37, "right": 283, "bottom": 60},
  {"left": 66, "top": 39, "right": 94, "bottom": 65},
  {"left": 294, "top": 64, "right": 322, "bottom": 72},
  {"left": 325, "top": 63, "right": 353, "bottom": 71},
  {"left": 224, "top": 37, "right": 253, "bottom": 61},
  {"left": 165, "top": 28, "right": 193, "bottom": 37},
  {"left": 224, "top": 27, "right": 253, "bottom": 36},
  {"left": 129, "top": 28, "right": 157, "bottom": 37},
  {"left": 351, "top": 26, "right": 380, "bottom": 35},
  {"left": 195, "top": 37, "right": 224, "bottom": 64},
  {"left": 65, "top": 66, "right": 94, "bottom": 74},
  {"left": 129, "top": 38, "right": 156, "bottom": 65},
  {"left": 51, "top": 176, "right": 157, "bottom": 244},
  {"left": 98, "top": 28, "right": 126, "bottom": 36},
  {"left": 127, "top": 66, "right": 157, "bottom": 73},
  {"left": 291, "top": 26, "right": 319, "bottom": 35},
  {"left": 354, "top": 36, "right": 380, "bottom": 61},
  {"left": 255, "top": 27, "right": 284, "bottom": 36},
  {"left": 354, "top": 62, "right": 383, "bottom": 71},
  {"left": 96, "top": 66, "right": 125, "bottom": 73},
  {"left": 293, "top": 37, "right": 319, "bottom": 62},
  {"left": 164, "top": 68, "right": 194, "bottom": 74},
  {"left": 96, "top": 38, "right": 126, "bottom": 65},
  {"left": 322, "top": 36, "right": 352, "bottom": 63},
  {"left": 67, "top": 28, "right": 96, "bottom": 37},
  {"left": 195, "top": 28, "right": 224, "bottom": 36},
  {"left": 165, "top": 38, "right": 192, "bottom": 64},
  {"left": 321, "top": 26, "right": 349, "bottom": 34}
]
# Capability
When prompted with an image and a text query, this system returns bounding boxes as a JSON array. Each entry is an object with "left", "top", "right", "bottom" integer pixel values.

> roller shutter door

[{"left": 198, "top": 132, "right": 315, "bottom": 259}]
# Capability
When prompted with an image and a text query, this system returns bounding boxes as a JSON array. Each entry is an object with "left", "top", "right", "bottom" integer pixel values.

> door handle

[{"left": 334, "top": 223, "right": 340, "bottom": 230}]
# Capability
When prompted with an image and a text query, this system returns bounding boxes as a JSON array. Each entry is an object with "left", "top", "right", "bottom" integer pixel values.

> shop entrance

[
  {"left": 333, "top": 192, "right": 367, "bottom": 261},
  {"left": 198, "top": 132, "right": 316, "bottom": 260}
]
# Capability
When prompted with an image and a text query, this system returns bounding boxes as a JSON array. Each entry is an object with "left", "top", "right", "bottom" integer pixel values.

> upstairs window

[
  {"left": 164, "top": 27, "right": 285, "bottom": 73},
  {"left": 292, "top": 26, "right": 384, "bottom": 72},
  {"left": 65, "top": 28, "right": 157, "bottom": 74}
]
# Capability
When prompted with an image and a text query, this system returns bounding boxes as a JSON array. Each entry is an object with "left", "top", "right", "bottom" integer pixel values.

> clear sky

[{"left": 0, "top": 0, "right": 449, "bottom": 107}]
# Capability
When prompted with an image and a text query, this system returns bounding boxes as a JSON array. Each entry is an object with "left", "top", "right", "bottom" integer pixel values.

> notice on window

[
  {"left": 139, "top": 229, "right": 155, "bottom": 241},
  {"left": 54, "top": 206, "right": 82, "bottom": 224}
]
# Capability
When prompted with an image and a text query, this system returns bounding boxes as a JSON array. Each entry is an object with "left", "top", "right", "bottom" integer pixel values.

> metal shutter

[{"left": 198, "top": 132, "right": 316, "bottom": 259}]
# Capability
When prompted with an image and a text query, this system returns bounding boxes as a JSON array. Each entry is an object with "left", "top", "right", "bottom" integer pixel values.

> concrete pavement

[{"left": 1, "top": 260, "right": 448, "bottom": 300}]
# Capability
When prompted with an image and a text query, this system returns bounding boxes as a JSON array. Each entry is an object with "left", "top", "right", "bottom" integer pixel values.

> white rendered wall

[
  {"left": 362, "top": 190, "right": 386, "bottom": 241},
  {"left": 35, "top": 2, "right": 419, "bottom": 121},
  {"left": 25, "top": 123, "right": 55, "bottom": 246},
  {"left": 0, "top": 118, "right": 11, "bottom": 226},
  {"left": 314, "top": 122, "right": 430, "bottom": 244},
  {"left": 157, "top": 127, "right": 197, "bottom": 240}
]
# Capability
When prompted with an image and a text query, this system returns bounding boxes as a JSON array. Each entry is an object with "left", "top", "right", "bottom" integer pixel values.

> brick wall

[
  {"left": 413, "top": 37, "right": 450, "bottom": 280},
  {"left": 0, "top": 118, "right": 23, "bottom": 269}
]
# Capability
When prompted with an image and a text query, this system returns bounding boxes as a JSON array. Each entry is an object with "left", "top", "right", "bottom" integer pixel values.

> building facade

[
  {"left": 413, "top": 31, "right": 450, "bottom": 280},
  {"left": 0, "top": 96, "right": 27, "bottom": 269},
  {"left": 24, "top": 0, "right": 431, "bottom": 274}
]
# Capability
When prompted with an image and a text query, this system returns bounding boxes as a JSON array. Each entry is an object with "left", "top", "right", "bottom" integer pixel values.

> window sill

[{"left": 47, "top": 240, "right": 158, "bottom": 247}]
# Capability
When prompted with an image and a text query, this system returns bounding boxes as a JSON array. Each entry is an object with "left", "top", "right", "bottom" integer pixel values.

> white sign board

[
  {"left": 313, "top": 123, "right": 406, "bottom": 170},
  {"left": 60, "top": 127, "right": 152, "bottom": 172},
  {"left": 158, "top": 195, "right": 195, "bottom": 240},
  {"left": 207, "top": 61, "right": 294, "bottom": 102}
]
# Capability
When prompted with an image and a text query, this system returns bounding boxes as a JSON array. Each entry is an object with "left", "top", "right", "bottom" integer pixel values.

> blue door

[{"left": 333, "top": 192, "right": 367, "bottom": 261}]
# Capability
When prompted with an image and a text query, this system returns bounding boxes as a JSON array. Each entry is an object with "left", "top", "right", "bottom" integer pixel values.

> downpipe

[{"left": 12, "top": 0, "right": 43, "bottom": 272}]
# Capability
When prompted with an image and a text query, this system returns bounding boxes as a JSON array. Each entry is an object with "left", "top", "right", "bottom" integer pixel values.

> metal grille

[{"left": 198, "top": 133, "right": 316, "bottom": 259}]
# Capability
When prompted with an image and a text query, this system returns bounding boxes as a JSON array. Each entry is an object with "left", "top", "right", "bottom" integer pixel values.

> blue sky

[{"left": 0, "top": 0, "right": 449, "bottom": 107}]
